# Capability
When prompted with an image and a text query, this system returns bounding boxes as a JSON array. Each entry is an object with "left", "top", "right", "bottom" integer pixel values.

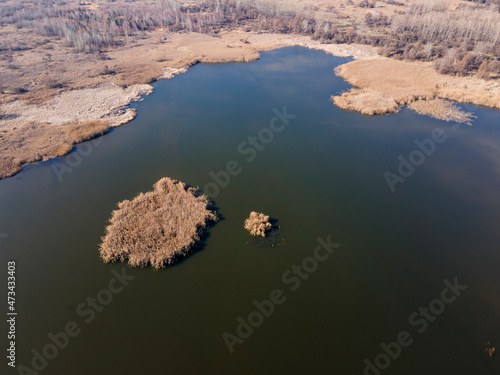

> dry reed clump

[
  {"left": 99, "top": 177, "right": 218, "bottom": 270},
  {"left": 408, "top": 99, "right": 475, "bottom": 125},
  {"left": 485, "top": 340, "right": 496, "bottom": 358},
  {"left": 332, "top": 89, "right": 399, "bottom": 116},
  {"left": 244, "top": 211, "right": 272, "bottom": 237}
]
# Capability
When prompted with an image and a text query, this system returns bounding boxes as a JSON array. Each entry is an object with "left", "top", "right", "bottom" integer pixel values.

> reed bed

[
  {"left": 99, "top": 177, "right": 218, "bottom": 270},
  {"left": 332, "top": 57, "right": 500, "bottom": 120},
  {"left": 0, "top": 120, "right": 109, "bottom": 179},
  {"left": 332, "top": 89, "right": 399, "bottom": 116},
  {"left": 408, "top": 99, "right": 474, "bottom": 125}
]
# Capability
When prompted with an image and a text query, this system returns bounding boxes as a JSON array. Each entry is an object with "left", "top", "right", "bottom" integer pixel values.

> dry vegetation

[
  {"left": 244, "top": 211, "right": 272, "bottom": 237},
  {"left": 332, "top": 89, "right": 398, "bottom": 115},
  {"left": 99, "top": 177, "right": 218, "bottom": 270},
  {"left": 2, "top": 0, "right": 500, "bottom": 180},
  {"left": 0, "top": 29, "right": 375, "bottom": 180},
  {"left": 330, "top": 0, "right": 500, "bottom": 119},
  {"left": 1, "top": 0, "right": 499, "bottom": 98},
  {"left": 333, "top": 57, "right": 500, "bottom": 121},
  {"left": 407, "top": 98, "right": 474, "bottom": 124},
  {"left": 0, "top": 120, "right": 110, "bottom": 179},
  {"left": 363, "top": 0, "right": 500, "bottom": 78},
  {"left": 0, "top": 82, "right": 152, "bottom": 128},
  {"left": 0, "top": 0, "right": 380, "bottom": 180},
  {"left": 0, "top": 0, "right": 494, "bottom": 96},
  {"left": 0, "top": 0, "right": 394, "bottom": 105}
]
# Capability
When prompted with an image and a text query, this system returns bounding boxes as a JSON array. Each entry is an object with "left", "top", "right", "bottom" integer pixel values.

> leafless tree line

[
  {"left": 392, "top": 0, "right": 500, "bottom": 48},
  {"left": 4, "top": 0, "right": 498, "bottom": 77},
  {"left": 363, "top": 0, "right": 500, "bottom": 77},
  {"left": 0, "top": 0, "right": 345, "bottom": 53}
]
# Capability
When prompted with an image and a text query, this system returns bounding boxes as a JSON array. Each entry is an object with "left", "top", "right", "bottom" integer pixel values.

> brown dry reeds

[
  {"left": 99, "top": 177, "right": 218, "bottom": 270},
  {"left": 332, "top": 89, "right": 399, "bottom": 116},
  {"left": 332, "top": 57, "right": 500, "bottom": 121},
  {"left": 244, "top": 211, "right": 272, "bottom": 237},
  {"left": 0, "top": 120, "right": 110, "bottom": 180},
  {"left": 64, "top": 120, "right": 111, "bottom": 143},
  {"left": 408, "top": 99, "right": 475, "bottom": 125}
]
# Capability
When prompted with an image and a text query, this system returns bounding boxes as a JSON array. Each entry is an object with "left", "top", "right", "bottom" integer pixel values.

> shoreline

[
  {"left": 332, "top": 57, "right": 500, "bottom": 123},
  {"left": 1, "top": 31, "right": 499, "bottom": 180},
  {"left": 0, "top": 31, "right": 377, "bottom": 180}
]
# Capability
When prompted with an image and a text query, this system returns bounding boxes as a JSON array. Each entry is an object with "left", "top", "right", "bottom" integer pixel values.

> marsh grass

[
  {"left": 332, "top": 89, "right": 399, "bottom": 116},
  {"left": 99, "top": 177, "right": 218, "bottom": 270},
  {"left": 0, "top": 120, "right": 110, "bottom": 179},
  {"left": 332, "top": 57, "right": 500, "bottom": 120},
  {"left": 244, "top": 211, "right": 272, "bottom": 237},
  {"left": 408, "top": 99, "right": 475, "bottom": 125},
  {"left": 63, "top": 120, "right": 111, "bottom": 143}
]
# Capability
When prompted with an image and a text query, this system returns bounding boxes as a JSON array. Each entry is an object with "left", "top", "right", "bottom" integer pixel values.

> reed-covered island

[
  {"left": 99, "top": 177, "right": 218, "bottom": 270},
  {"left": 244, "top": 211, "right": 272, "bottom": 237}
]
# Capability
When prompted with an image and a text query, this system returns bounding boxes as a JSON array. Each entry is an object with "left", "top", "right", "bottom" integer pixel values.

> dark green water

[{"left": 1, "top": 47, "right": 500, "bottom": 374}]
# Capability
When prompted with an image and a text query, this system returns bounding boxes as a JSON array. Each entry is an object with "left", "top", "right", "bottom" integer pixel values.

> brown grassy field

[{"left": 99, "top": 177, "right": 218, "bottom": 270}]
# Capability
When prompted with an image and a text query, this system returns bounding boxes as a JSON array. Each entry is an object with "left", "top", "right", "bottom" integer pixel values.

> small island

[
  {"left": 99, "top": 177, "right": 218, "bottom": 270},
  {"left": 244, "top": 211, "right": 272, "bottom": 237}
]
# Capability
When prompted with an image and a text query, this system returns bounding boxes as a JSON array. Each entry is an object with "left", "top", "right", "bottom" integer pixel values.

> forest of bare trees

[
  {"left": 0, "top": 0, "right": 326, "bottom": 53},
  {"left": 377, "top": 0, "right": 500, "bottom": 77},
  {"left": 1, "top": 0, "right": 499, "bottom": 77}
]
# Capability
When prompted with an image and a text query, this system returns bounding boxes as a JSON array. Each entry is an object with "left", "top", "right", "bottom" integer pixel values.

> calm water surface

[{"left": 1, "top": 47, "right": 500, "bottom": 374}]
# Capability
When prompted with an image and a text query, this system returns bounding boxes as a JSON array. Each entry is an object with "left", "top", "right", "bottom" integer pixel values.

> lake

[{"left": 1, "top": 47, "right": 499, "bottom": 374}]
